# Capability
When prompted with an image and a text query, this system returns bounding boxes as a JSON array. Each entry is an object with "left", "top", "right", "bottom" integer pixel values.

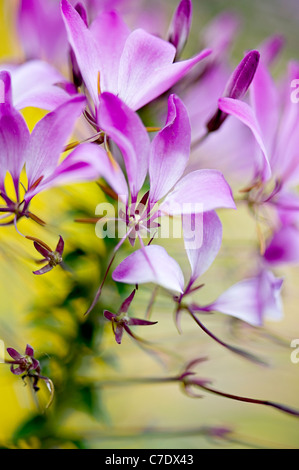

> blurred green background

[{"left": 0, "top": 0, "right": 298, "bottom": 449}]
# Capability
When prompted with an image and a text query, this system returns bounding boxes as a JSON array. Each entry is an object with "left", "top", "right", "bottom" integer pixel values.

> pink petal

[
  {"left": 61, "top": 0, "right": 102, "bottom": 106},
  {"left": 89, "top": 10, "right": 130, "bottom": 93},
  {"left": 112, "top": 245, "right": 185, "bottom": 293},
  {"left": 26, "top": 142, "right": 105, "bottom": 200},
  {"left": 0, "top": 72, "right": 30, "bottom": 189},
  {"left": 159, "top": 169, "right": 236, "bottom": 215},
  {"left": 250, "top": 61, "right": 279, "bottom": 153},
  {"left": 98, "top": 92, "right": 150, "bottom": 200},
  {"left": 149, "top": 94, "right": 191, "bottom": 203},
  {"left": 209, "top": 270, "right": 283, "bottom": 326},
  {"left": 25, "top": 95, "right": 86, "bottom": 189},
  {"left": 218, "top": 97, "right": 271, "bottom": 181},
  {"left": 183, "top": 211, "right": 222, "bottom": 284},
  {"left": 118, "top": 28, "right": 211, "bottom": 110},
  {"left": 10, "top": 60, "right": 76, "bottom": 111}
]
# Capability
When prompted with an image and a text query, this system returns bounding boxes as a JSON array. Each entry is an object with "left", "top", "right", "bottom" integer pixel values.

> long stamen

[{"left": 187, "top": 307, "right": 268, "bottom": 366}]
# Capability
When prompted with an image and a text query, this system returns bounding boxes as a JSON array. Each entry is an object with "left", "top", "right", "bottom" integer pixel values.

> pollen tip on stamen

[
  {"left": 63, "top": 140, "right": 80, "bottom": 152},
  {"left": 97, "top": 71, "right": 101, "bottom": 97}
]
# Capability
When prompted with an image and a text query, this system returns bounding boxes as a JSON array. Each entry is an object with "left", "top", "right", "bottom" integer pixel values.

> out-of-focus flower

[
  {"left": 17, "top": 0, "right": 127, "bottom": 66},
  {"left": 104, "top": 290, "right": 157, "bottom": 344},
  {"left": 61, "top": 0, "right": 211, "bottom": 113},
  {"left": 0, "top": 60, "right": 77, "bottom": 111},
  {"left": 0, "top": 71, "right": 105, "bottom": 229},
  {"left": 193, "top": 269, "right": 284, "bottom": 327},
  {"left": 31, "top": 236, "right": 65, "bottom": 275}
]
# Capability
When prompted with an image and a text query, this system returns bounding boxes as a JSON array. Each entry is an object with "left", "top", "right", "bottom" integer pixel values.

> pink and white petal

[
  {"left": 0, "top": 73, "right": 30, "bottom": 188},
  {"left": 89, "top": 11, "right": 130, "bottom": 93},
  {"left": 250, "top": 61, "right": 279, "bottom": 153},
  {"left": 26, "top": 142, "right": 106, "bottom": 199},
  {"left": 112, "top": 245, "right": 185, "bottom": 293},
  {"left": 218, "top": 97, "right": 271, "bottom": 181},
  {"left": 118, "top": 28, "right": 211, "bottom": 110},
  {"left": 25, "top": 95, "right": 86, "bottom": 188},
  {"left": 11, "top": 60, "right": 76, "bottom": 111},
  {"left": 159, "top": 169, "right": 236, "bottom": 215},
  {"left": 61, "top": 0, "right": 102, "bottom": 106},
  {"left": 33, "top": 264, "right": 54, "bottom": 275},
  {"left": 183, "top": 211, "right": 222, "bottom": 284},
  {"left": 149, "top": 94, "right": 191, "bottom": 203},
  {"left": 209, "top": 270, "right": 283, "bottom": 326},
  {"left": 98, "top": 92, "right": 150, "bottom": 200}
]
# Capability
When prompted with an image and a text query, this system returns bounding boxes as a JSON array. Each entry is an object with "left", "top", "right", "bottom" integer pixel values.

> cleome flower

[
  {"left": 103, "top": 290, "right": 157, "bottom": 344},
  {"left": 60, "top": 0, "right": 211, "bottom": 116},
  {"left": 0, "top": 71, "right": 106, "bottom": 230}
]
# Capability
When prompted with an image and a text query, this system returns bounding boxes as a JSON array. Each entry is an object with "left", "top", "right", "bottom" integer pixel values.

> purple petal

[
  {"left": 208, "top": 270, "right": 283, "bottom": 326},
  {"left": 89, "top": 10, "right": 130, "bottom": 93},
  {"left": 0, "top": 72, "right": 30, "bottom": 190},
  {"left": 98, "top": 92, "right": 150, "bottom": 200},
  {"left": 18, "top": 0, "right": 68, "bottom": 64},
  {"left": 114, "top": 324, "right": 124, "bottom": 344},
  {"left": 118, "top": 28, "right": 211, "bottom": 110},
  {"left": 10, "top": 365, "right": 24, "bottom": 375},
  {"left": 56, "top": 236, "right": 65, "bottom": 256},
  {"left": 149, "top": 94, "right": 191, "bottom": 203},
  {"left": 264, "top": 225, "right": 299, "bottom": 266},
  {"left": 207, "top": 51, "right": 260, "bottom": 132},
  {"left": 33, "top": 264, "right": 54, "bottom": 275},
  {"left": 25, "top": 344, "right": 34, "bottom": 357},
  {"left": 159, "top": 169, "right": 236, "bottom": 215},
  {"left": 119, "top": 290, "right": 136, "bottom": 314},
  {"left": 218, "top": 97, "right": 271, "bottom": 181},
  {"left": 7, "top": 348, "right": 22, "bottom": 360},
  {"left": 202, "top": 12, "right": 240, "bottom": 58},
  {"left": 259, "top": 35, "right": 285, "bottom": 66},
  {"left": 25, "top": 95, "right": 86, "bottom": 189},
  {"left": 127, "top": 317, "right": 158, "bottom": 326},
  {"left": 183, "top": 211, "right": 222, "bottom": 285},
  {"left": 26, "top": 142, "right": 104, "bottom": 199},
  {"left": 112, "top": 245, "right": 185, "bottom": 293},
  {"left": 34, "top": 242, "right": 50, "bottom": 259},
  {"left": 224, "top": 50, "right": 260, "bottom": 100},
  {"left": 167, "top": 0, "right": 192, "bottom": 58},
  {"left": 104, "top": 310, "right": 117, "bottom": 321},
  {"left": 61, "top": 0, "right": 102, "bottom": 106}
]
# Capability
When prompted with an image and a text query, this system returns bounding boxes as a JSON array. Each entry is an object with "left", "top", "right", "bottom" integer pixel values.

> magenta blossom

[
  {"left": 167, "top": 0, "right": 192, "bottom": 59},
  {"left": 60, "top": 0, "right": 211, "bottom": 114},
  {"left": 104, "top": 290, "right": 157, "bottom": 344},
  {"left": 95, "top": 92, "right": 235, "bottom": 249},
  {"left": 0, "top": 71, "right": 104, "bottom": 229}
]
